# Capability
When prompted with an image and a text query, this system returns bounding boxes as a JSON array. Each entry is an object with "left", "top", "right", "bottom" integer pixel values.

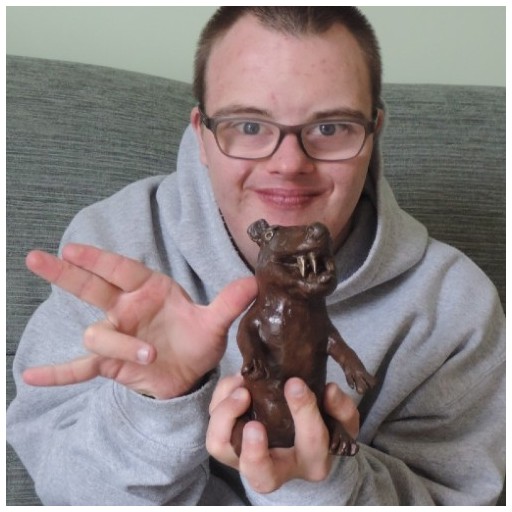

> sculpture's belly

[
  {"left": 247, "top": 378, "right": 295, "bottom": 448},
  {"left": 258, "top": 313, "right": 328, "bottom": 385},
  {"left": 244, "top": 312, "right": 329, "bottom": 448}
]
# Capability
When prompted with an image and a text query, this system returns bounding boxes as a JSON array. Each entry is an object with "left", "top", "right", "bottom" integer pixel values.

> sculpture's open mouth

[{"left": 281, "top": 252, "right": 335, "bottom": 283}]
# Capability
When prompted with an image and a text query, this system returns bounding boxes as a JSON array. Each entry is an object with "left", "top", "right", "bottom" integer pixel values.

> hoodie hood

[
  {"left": 159, "top": 125, "right": 428, "bottom": 304},
  {"left": 329, "top": 139, "right": 428, "bottom": 303}
]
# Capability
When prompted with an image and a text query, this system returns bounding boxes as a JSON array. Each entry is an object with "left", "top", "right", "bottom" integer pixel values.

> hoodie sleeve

[
  {"left": 6, "top": 176, "right": 225, "bottom": 505},
  {"left": 6, "top": 285, "right": 219, "bottom": 505}
]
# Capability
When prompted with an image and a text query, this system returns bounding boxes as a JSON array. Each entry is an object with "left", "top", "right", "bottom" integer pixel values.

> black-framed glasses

[{"left": 198, "top": 106, "right": 378, "bottom": 162}]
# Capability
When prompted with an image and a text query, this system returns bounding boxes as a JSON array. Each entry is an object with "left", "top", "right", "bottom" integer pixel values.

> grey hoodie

[{"left": 7, "top": 126, "right": 505, "bottom": 505}]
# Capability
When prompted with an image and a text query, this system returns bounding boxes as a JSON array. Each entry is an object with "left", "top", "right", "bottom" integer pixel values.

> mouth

[
  {"left": 283, "top": 252, "right": 335, "bottom": 283},
  {"left": 255, "top": 188, "right": 321, "bottom": 209}
]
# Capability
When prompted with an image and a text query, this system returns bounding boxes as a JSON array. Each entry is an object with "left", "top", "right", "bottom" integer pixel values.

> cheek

[
  {"left": 205, "top": 150, "right": 251, "bottom": 205},
  {"left": 329, "top": 173, "right": 365, "bottom": 218},
  {"left": 338, "top": 143, "right": 374, "bottom": 202},
  {"left": 323, "top": 157, "right": 371, "bottom": 234},
  {"left": 330, "top": 152, "right": 371, "bottom": 203}
]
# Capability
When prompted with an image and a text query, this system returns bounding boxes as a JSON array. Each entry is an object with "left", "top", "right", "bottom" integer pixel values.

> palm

[
  {"left": 23, "top": 244, "right": 257, "bottom": 398},
  {"left": 107, "top": 275, "right": 228, "bottom": 396}
]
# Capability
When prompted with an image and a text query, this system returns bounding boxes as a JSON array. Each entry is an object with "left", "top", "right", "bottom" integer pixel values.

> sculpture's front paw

[
  {"left": 327, "top": 418, "right": 359, "bottom": 456},
  {"left": 241, "top": 358, "right": 269, "bottom": 380},
  {"left": 345, "top": 365, "right": 376, "bottom": 395}
]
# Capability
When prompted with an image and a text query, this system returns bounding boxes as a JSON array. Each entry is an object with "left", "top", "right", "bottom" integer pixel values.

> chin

[{"left": 266, "top": 211, "right": 329, "bottom": 230}]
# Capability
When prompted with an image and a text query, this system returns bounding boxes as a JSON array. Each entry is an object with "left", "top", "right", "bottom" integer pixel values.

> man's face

[{"left": 192, "top": 15, "right": 380, "bottom": 268}]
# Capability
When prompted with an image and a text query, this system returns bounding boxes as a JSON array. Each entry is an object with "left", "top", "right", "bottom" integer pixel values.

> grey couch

[{"left": 6, "top": 55, "right": 505, "bottom": 506}]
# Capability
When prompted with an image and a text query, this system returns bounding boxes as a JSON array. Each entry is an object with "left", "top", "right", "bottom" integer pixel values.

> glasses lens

[
  {"left": 209, "top": 116, "right": 369, "bottom": 161},
  {"left": 215, "top": 119, "right": 279, "bottom": 159},
  {"left": 302, "top": 121, "right": 366, "bottom": 160}
]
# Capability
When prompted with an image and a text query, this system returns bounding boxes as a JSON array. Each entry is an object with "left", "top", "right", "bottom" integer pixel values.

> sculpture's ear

[{"left": 247, "top": 219, "right": 269, "bottom": 246}]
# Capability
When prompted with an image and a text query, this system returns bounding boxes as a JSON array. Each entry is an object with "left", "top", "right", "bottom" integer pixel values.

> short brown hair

[{"left": 193, "top": 7, "right": 382, "bottom": 110}]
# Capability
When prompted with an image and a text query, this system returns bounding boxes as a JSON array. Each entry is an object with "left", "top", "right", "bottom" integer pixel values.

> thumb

[{"left": 208, "top": 276, "right": 258, "bottom": 332}]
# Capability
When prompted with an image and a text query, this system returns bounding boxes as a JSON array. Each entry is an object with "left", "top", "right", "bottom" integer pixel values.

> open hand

[{"left": 22, "top": 244, "right": 257, "bottom": 399}]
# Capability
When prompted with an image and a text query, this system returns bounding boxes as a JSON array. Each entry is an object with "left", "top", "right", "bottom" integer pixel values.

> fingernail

[
  {"left": 25, "top": 251, "right": 44, "bottom": 270},
  {"left": 245, "top": 425, "right": 264, "bottom": 444},
  {"left": 288, "top": 379, "right": 305, "bottom": 398},
  {"left": 137, "top": 347, "right": 151, "bottom": 364},
  {"left": 231, "top": 388, "right": 246, "bottom": 400}
]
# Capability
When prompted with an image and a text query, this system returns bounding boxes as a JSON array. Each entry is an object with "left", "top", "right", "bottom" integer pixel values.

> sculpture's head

[{"left": 248, "top": 219, "right": 337, "bottom": 298}]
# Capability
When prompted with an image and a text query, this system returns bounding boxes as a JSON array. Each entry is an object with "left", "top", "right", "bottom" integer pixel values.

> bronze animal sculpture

[{"left": 232, "top": 219, "right": 375, "bottom": 456}]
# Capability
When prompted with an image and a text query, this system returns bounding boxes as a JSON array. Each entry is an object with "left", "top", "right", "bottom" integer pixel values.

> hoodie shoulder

[{"left": 61, "top": 174, "right": 174, "bottom": 265}]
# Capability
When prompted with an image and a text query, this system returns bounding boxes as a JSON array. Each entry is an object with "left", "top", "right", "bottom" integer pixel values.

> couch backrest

[
  {"left": 380, "top": 82, "right": 505, "bottom": 311},
  {"left": 6, "top": 55, "right": 505, "bottom": 505}
]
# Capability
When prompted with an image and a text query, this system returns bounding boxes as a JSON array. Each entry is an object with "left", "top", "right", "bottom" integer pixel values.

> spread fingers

[
  {"left": 83, "top": 320, "right": 156, "bottom": 365},
  {"left": 22, "top": 354, "right": 101, "bottom": 387},
  {"left": 61, "top": 244, "right": 154, "bottom": 292},
  {"left": 26, "top": 250, "right": 121, "bottom": 311}
]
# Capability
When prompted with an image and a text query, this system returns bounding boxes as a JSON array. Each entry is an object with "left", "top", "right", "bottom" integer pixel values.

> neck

[{"left": 219, "top": 210, "right": 256, "bottom": 271}]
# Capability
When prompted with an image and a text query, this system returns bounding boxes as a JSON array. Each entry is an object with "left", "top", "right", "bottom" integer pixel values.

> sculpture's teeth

[
  {"left": 308, "top": 252, "right": 318, "bottom": 274},
  {"left": 297, "top": 255, "right": 306, "bottom": 277}
]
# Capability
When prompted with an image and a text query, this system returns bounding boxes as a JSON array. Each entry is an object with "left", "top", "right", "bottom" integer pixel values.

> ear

[
  {"left": 247, "top": 219, "right": 269, "bottom": 246},
  {"left": 190, "top": 106, "right": 208, "bottom": 166},
  {"left": 374, "top": 108, "right": 385, "bottom": 135}
]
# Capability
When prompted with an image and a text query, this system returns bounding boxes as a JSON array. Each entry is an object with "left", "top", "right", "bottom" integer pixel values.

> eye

[
  {"left": 219, "top": 119, "right": 275, "bottom": 139},
  {"left": 263, "top": 229, "right": 274, "bottom": 241},
  {"left": 318, "top": 123, "right": 337, "bottom": 136},
  {"left": 305, "top": 121, "right": 360, "bottom": 144},
  {"left": 242, "top": 122, "right": 261, "bottom": 135},
  {"left": 316, "top": 122, "right": 354, "bottom": 137}
]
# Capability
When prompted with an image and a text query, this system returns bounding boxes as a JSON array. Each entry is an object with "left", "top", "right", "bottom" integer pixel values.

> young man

[{"left": 6, "top": 7, "right": 505, "bottom": 505}]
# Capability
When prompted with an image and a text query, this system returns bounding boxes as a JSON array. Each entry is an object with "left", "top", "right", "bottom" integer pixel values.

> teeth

[
  {"left": 296, "top": 253, "right": 333, "bottom": 279},
  {"left": 308, "top": 252, "right": 318, "bottom": 275},
  {"left": 297, "top": 255, "right": 306, "bottom": 277}
]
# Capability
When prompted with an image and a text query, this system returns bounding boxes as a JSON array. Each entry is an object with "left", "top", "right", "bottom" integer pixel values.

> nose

[{"left": 268, "top": 133, "right": 315, "bottom": 175}]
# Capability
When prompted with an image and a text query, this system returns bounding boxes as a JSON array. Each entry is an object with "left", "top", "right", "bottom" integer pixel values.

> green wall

[{"left": 6, "top": 6, "right": 505, "bottom": 86}]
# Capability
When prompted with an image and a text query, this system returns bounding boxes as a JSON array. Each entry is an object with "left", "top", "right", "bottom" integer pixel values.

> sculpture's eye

[{"left": 264, "top": 229, "right": 274, "bottom": 242}]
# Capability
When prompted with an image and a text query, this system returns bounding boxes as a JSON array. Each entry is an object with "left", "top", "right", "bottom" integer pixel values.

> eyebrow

[
  {"left": 310, "top": 108, "right": 368, "bottom": 122},
  {"left": 211, "top": 105, "right": 272, "bottom": 118},
  {"left": 210, "top": 104, "right": 368, "bottom": 122}
]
